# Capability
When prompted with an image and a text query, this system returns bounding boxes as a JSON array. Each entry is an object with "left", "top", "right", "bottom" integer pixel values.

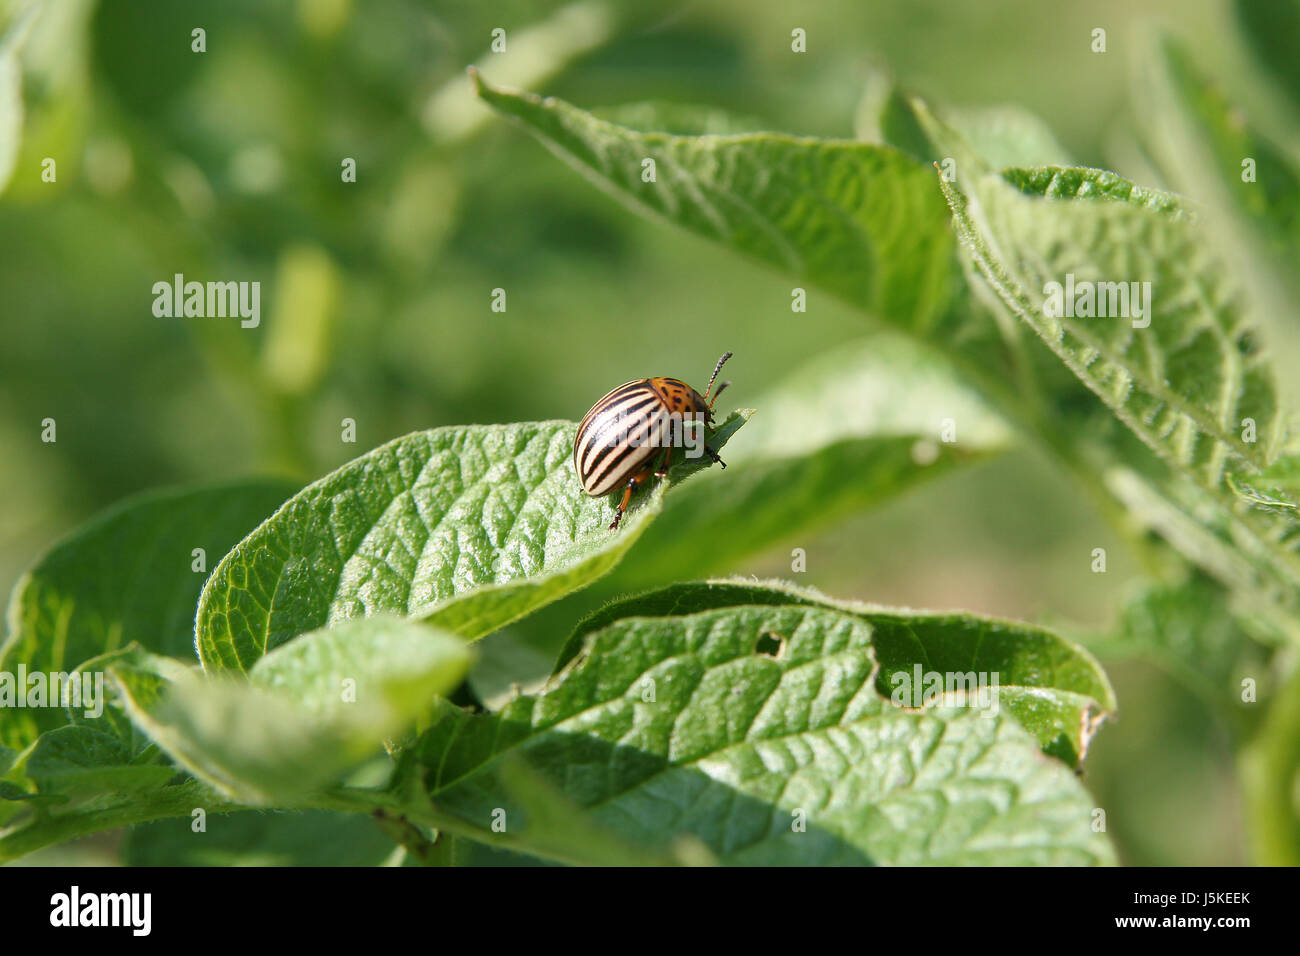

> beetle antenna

[
  {"left": 709, "top": 381, "right": 732, "bottom": 408},
  {"left": 704, "top": 351, "right": 733, "bottom": 402}
]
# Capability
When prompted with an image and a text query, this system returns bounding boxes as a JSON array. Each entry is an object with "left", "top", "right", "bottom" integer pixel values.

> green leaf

[
  {"left": 246, "top": 614, "right": 472, "bottom": 720},
  {"left": 196, "top": 418, "right": 746, "bottom": 672},
  {"left": 0, "top": 479, "right": 299, "bottom": 748},
  {"left": 1233, "top": 0, "right": 1300, "bottom": 112},
  {"left": 472, "top": 73, "right": 962, "bottom": 340},
  {"left": 0, "top": 738, "right": 66, "bottom": 820},
  {"left": 0, "top": 780, "right": 47, "bottom": 801},
  {"left": 603, "top": 335, "right": 1010, "bottom": 588},
  {"left": 945, "top": 154, "right": 1273, "bottom": 475},
  {"left": 110, "top": 616, "right": 473, "bottom": 804},
  {"left": 58, "top": 648, "right": 150, "bottom": 752},
  {"left": 0, "top": 775, "right": 68, "bottom": 823},
  {"left": 466, "top": 630, "right": 555, "bottom": 711},
  {"left": 1132, "top": 33, "right": 1300, "bottom": 403},
  {"left": 22, "top": 725, "right": 176, "bottom": 798},
  {"left": 424, "top": 4, "right": 628, "bottom": 145},
  {"left": 562, "top": 579, "right": 1115, "bottom": 767},
  {"left": 854, "top": 72, "right": 936, "bottom": 162},
  {"left": 418, "top": 601, "right": 1114, "bottom": 865},
  {"left": 1229, "top": 454, "right": 1300, "bottom": 517},
  {"left": 477, "top": 757, "right": 697, "bottom": 865},
  {"left": 122, "top": 810, "right": 398, "bottom": 866},
  {"left": 923, "top": 108, "right": 1300, "bottom": 613},
  {"left": 591, "top": 101, "right": 768, "bottom": 136},
  {"left": 1138, "top": 35, "right": 1300, "bottom": 252},
  {"left": 1087, "top": 573, "right": 1267, "bottom": 715},
  {"left": 471, "top": 77, "right": 1300, "bottom": 629},
  {"left": 858, "top": 73, "right": 1072, "bottom": 170},
  {"left": 1239, "top": 454, "right": 1300, "bottom": 494},
  {"left": 0, "top": 4, "right": 34, "bottom": 196},
  {"left": 471, "top": 78, "right": 1059, "bottom": 593},
  {"left": 1103, "top": 465, "right": 1266, "bottom": 596}
]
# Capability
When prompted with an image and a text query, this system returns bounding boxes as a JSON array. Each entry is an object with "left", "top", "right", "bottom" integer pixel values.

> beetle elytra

[{"left": 574, "top": 351, "right": 733, "bottom": 530}]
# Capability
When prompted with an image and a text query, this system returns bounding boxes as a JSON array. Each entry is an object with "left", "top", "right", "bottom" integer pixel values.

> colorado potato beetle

[{"left": 574, "top": 351, "right": 733, "bottom": 530}]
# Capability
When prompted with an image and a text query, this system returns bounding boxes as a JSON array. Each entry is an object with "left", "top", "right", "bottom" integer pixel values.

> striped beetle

[{"left": 574, "top": 351, "right": 733, "bottom": 530}]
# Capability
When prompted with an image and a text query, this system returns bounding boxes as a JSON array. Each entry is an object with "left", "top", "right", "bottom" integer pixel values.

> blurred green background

[{"left": 0, "top": 0, "right": 1276, "bottom": 864}]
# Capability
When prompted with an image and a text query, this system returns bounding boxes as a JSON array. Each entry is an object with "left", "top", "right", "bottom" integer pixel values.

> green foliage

[
  {"left": 471, "top": 71, "right": 962, "bottom": 343},
  {"left": 1087, "top": 573, "right": 1267, "bottom": 718},
  {"left": 195, "top": 416, "right": 747, "bottom": 672},
  {"left": 123, "top": 810, "right": 399, "bottom": 867},
  {"left": 1233, "top": 0, "right": 1300, "bottom": 112},
  {"left": 928, "top": 125, "right": 1300, "bottom": 615},
  {"left": 560, "top": 579, "right": 1115, "bottom": 766},
  {"left": 0, "top": 4, "right": 30, "bottom": 195},
  {"left": 947, "top": 152, "right": 1277, "bottom": 477},
  {"left": 0, "top": 479, "right": 298, "bottom": 748},
  {"left": 110, "top": 617, "right": 471, "bottom": 805},
  {"left": 0, "top": 405, "right": 1116, "bottom": 865},
  {"left": 461, "top": 54, "right": 1300, "bottom": 866},
  {"left": 418, "top": 599, "right": 1112, "bottom": 865},
  {"left": 4, "top": 2, "right": 1299, "bottom": 868},
  {"left": 24, "top": 724, "right": 175, "bottom": 797},
  {"left": 606, "top": 336, "right": 1010, "bottom": 588}
]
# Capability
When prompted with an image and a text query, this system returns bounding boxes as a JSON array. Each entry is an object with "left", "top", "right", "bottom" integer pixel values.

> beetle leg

[
  {"left": 652, "top": 446, "right": 672, "bottom": 479},
  {"left": 705, "top": 445, "right": 726, "bottom": 469},
  {"left": 609, "top": 465, "right": 657, "bottom": 530},
  {"left": 605, "top": 481, "right": 631, "bottom": 535},
  {"left": 609, "top": 469, "right": 644, "bottom": 530}
]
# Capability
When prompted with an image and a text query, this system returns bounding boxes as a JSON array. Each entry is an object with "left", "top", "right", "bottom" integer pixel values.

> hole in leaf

[
  {"left": 1238, "top": 329, "right": 1260, "bottom": 357},
  {"left": 754, "top": 631, "right": 785, "bottom": 659}
]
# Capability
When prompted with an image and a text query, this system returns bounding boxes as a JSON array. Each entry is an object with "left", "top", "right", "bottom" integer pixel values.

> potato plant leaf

[
  {"left": 110, "top": 617, "right": 472, "bottom": 804},
  {"left": 605, "top": 336, "right": 1011, "bottom": 589},
  {"left": 122, "top": 811, "right": 400, "bottom": 867},
  {"left": 857, "top": 72, "right": 1073, "bottom": 171},
  {"left": 473, "top": 76, "right": 1300, "bottom": 632},
  {"left": 562, "top": 579, "right": 1114, "bottom": 766},
  {"left": 1132, "top": 32, "right": 1300, "bottom": 409},
  {"left": 471, "top": 73, "right": 966, "bottom": 347},
  {"left": 1229, "top": 454, "right": 1300, "bottom": 515},
  {"left": 920, "top": 106, "right": 1300, "bottom": 613},
  {"left": 1085, "top": 572, "right": 1269, "bottom": 715},
  {"left": 0, "top": 479, "right": 299, "bottom": 748},
  {"left": 0, "top": 3, "right": 35, "bottom": 196},
  {"left": 1233, "top": 0, "right": 1300, "bottom": 113},
  {"left": 417, "top": 601, "right": 1113, "bottom": 865},
  {"left": 196, "top": 416, "right": 747, "bottom": 673},
  {"left": 22, "top": 725, "right": 176, "bottom": 798}
]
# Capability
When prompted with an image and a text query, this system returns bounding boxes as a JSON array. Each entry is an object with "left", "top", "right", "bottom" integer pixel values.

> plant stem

[
  {"left": 0, "top": 778, "right": 420, "bottom": 864},
  {"left": 371, "top": 808, "right": 448, "bottom": 866},
  {"left": 1240, "top": 658, "right": 1300, "bottom": 865},
  {"left": 0, "top": 782, "right": 240, "bottom": 863}
]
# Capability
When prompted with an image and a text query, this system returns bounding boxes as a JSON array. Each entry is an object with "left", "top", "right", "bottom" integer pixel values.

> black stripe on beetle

[{"left": 573, "top": 351, "right": 733, "bottom": 530}]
